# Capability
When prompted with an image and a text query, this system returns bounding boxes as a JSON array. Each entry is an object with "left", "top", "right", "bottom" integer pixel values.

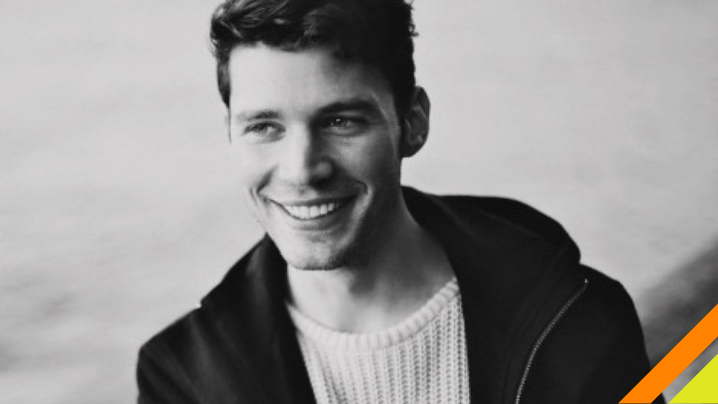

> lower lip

[{"left": 275, "top": 198, "right": 355, "bottom": 230}]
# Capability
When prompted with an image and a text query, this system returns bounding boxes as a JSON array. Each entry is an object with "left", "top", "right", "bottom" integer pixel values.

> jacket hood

[{"left": 403, "top": 187, "right": 581, "bottom": 263}]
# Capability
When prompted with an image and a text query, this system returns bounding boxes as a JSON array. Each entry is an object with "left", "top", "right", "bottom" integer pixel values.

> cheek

[
  {"left": 353, "top": 133, "right": 401, "bottom": 180},
  {"left": 230, "top": 145, "right": 272, "bottom": 194}
]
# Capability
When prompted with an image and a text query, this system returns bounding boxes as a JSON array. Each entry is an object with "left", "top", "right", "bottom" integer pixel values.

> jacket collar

[{"left": 201, "top": 187, "right": 585, "bottom": 404}]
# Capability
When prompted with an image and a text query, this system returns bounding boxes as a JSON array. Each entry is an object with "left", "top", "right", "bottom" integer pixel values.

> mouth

[{"left": 272, "top": 197, "right": 354, "bottom": 221}]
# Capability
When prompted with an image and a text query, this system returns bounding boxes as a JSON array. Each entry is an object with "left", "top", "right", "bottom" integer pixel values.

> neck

[{"left": 287, "top": 195, "right": 453, "bottom": 333}]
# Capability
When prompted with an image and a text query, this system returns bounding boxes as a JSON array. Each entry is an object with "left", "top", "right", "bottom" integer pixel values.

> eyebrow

[
  {"left": 316, "top": 98, "right": 383, "bottom": 116},
  {"left": 233, "top": 109, "right": 281, "bottom": 123}
]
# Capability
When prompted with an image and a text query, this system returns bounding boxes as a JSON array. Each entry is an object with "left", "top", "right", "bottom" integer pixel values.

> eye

[
  {"left": 246, "top": 122, "right": 276, "bottom": 134},
  {"left": 241, "top": 122, "right": 283, "bottom": 140},
  {"left": 326, "top": 117, "right": 353, "bottom": 128},
  {"left": 321, "top": 116, "right": 366, "bottom": 135}
]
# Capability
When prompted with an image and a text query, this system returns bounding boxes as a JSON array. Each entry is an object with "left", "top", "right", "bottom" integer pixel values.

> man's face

[{"left": 227, "top": 45, "right": 406, "bottom": 270}]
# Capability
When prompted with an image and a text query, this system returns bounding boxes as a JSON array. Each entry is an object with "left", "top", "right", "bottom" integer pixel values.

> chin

[
  {"left": 277, "top": 239, "right": 355, "bottom": 271},
  {"left": 282, "top": 251, "right": 347, "bottom": 271}
]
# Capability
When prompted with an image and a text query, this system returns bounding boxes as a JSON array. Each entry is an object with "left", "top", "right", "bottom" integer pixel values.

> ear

[{"left": 400, "top": 86, "right": 431, "bottom": 158}]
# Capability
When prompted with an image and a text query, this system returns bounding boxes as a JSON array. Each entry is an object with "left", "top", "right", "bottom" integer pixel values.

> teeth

[{"left": 283, "top": 201, "right": 342, "bottom": 220}]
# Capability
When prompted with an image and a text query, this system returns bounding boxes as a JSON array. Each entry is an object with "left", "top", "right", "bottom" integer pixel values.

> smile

[{"left": 279, "top": 200, "right": 347, "bottom": 220}]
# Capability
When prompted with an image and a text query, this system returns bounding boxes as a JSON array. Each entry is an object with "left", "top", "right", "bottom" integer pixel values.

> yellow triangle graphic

[{"left": 670, "top": 350, "right": 718, "bottom": 403}]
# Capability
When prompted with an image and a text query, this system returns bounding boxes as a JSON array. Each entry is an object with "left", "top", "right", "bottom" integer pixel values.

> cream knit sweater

[{"left": 287, "top": 277, "right": 469, "bottom": 404}]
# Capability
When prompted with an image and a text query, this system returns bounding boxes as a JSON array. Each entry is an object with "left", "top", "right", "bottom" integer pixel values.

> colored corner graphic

[{"left": 620, "top": 303, "right": 718, "bottom": 404}]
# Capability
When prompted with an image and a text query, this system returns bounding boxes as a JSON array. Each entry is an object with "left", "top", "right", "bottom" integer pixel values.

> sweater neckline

[{"left": 286, "top": 276, "right": 459, "bottom": 351}]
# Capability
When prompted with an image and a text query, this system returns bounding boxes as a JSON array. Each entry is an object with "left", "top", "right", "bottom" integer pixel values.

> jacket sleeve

[{"left": 137, "top": 341, "right": 198, "bottom": 404}]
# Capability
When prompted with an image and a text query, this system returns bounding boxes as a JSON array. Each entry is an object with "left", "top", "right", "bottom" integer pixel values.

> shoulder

[
  {"left": 136, "top": 252, "right": 250, "bottom": 402},
  {"left": 403, "top": 187, "right": 577, "bottom": 255},
  {"left": 578, "top": 265, "right": 638, "bottom": 319},
  {"left": 137, "top": 309, "right": 208, "bottom": 404},
  {"left": 549, "top": 265, "right": 646, "bottom": 357},
  {"left": 137, "top": 238, "right": 283, "bottom": 403},
  {"left": 138, "top": 304, "right": 258, "bottom": 403},
  {"left": 140, "top": 307, "right": 211, "bottom": 361}
]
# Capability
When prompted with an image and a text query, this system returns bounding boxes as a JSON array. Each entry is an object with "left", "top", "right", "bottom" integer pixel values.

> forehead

[{"left": 227, "top": 45, "right": 394, "bottom": 115}]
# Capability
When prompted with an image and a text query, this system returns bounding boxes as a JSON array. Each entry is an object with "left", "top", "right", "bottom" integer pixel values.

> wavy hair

[{"left": 210, "top": 0, "right": 417, "bottom": 114}]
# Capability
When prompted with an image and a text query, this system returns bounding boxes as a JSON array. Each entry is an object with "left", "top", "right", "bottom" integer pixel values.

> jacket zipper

[{"left": 514, "top": 277, "right": 589, "bottom": 404}]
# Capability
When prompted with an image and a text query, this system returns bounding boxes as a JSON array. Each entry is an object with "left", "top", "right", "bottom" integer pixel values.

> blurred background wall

[{"left": 1, "top": 0, "right": 716, "bottom": 402}]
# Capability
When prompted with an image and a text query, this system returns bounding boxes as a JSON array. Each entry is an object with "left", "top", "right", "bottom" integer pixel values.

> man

[{"left": 137, "top": 0, "right": 661, "bottom": 403}]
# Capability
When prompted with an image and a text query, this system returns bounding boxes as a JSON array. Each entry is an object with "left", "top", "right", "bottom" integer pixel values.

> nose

[{"left": 276, "top": 126, "right": 333, "bottom": 185}]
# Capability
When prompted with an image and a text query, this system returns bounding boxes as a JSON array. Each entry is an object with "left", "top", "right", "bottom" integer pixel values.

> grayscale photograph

[{"left": 2, "top": 0, "right": 717, "bottom": 403}]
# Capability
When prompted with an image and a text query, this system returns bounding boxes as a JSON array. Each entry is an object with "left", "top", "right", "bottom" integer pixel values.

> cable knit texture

[{"left": 287, "top": 277, "right": 469, "bottom": 404}]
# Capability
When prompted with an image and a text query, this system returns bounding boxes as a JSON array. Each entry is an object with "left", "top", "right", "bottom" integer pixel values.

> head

[{"left": 209, "top": 0, "right": 430, "bottom": 270}]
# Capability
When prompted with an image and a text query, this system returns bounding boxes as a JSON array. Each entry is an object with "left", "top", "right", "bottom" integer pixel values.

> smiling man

[{"left": 137, "top": 1, "right": 660, "bottom": 403}]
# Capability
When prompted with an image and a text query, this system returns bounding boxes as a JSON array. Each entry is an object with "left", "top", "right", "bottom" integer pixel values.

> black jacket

[{"left": 137, "top": 187, "right": 662, "bottom": 404}]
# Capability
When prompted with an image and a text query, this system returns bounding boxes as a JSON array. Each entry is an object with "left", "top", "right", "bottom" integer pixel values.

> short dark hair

[{"left": 210, "top": 0, "right": 417, "bottom": 114}]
